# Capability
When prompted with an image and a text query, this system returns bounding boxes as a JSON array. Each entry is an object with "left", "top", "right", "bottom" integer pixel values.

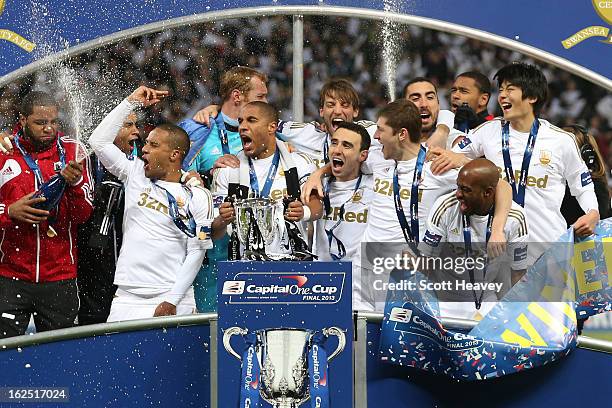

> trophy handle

[
  {"left": 222, "top": 326, "right": 248, "bottom": 361},
  {"left": 322, "top": 326, "right": 346, "bottom": 362}
]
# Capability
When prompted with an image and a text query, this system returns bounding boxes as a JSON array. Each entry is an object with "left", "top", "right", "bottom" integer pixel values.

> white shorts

[{"left": 107, "top": 287, "right": 197, "bottom": 322}]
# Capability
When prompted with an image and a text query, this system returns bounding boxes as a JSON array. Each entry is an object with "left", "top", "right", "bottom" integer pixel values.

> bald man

[{"left": 418, "top": 158, "right": 529, "bottom": 320}]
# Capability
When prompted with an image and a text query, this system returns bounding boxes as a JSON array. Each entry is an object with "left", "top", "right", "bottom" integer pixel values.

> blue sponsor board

[{"left": 218, "top": 261, "right": 352, "bottom": 408}]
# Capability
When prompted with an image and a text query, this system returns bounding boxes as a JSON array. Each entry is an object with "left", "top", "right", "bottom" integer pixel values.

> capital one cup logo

[
  {"left": 243, "top": 347, "right": 258, "bottom": 391},
  {"left": 311, "top": 345, "right": 325, "bottom": 389},
  {"left": 0, "top": 1, "right": 36, "bottom": 52},
  {"left": 561, "top": 1, "right": 612, "bottom": 49}
]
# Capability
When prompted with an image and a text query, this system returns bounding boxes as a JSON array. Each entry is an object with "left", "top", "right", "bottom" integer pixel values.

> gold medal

[{"left": 46, "top": 225, "right": 57, "bottom": 238}]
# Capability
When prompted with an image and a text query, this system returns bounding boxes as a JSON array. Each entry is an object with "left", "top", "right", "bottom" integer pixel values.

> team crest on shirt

[
  {"left": 450, "top": 227, "right": 459, "bottom": 235},
  {"left": 352, "top": 190, "right": 363, "bottom": 202},
  {"left": 539, "top": 150, "right": 552, "bottom": 165},
  {"left": 176, "top": 196, "right": 185, "bottom": 207},
  {"left": 278, "top": 168, "right": 285, "bottom": 176}
]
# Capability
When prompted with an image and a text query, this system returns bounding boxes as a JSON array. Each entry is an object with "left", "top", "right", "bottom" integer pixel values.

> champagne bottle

[{"left": 32, "top": 174, "right": 67, "bottom": 211}]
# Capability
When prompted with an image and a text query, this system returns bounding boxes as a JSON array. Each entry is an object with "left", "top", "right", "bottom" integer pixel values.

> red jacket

[{"left": 0, "top": 136, "right": 94, "bottom": 282}]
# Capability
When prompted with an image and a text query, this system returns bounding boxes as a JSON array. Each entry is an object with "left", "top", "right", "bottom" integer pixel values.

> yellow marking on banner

[
  {"left": 572, "top": 239, "right": 601, "bottom": 295},
  {"left": 0, "top": 0, "right": 5, "bottom": 16},
  {"left": 603, "top": 237, "right": 612, "bottom": 287},
  {"left": 0, "top": 29, "right": 36, "bottom": 52},
  {"left": 500, "top": 312, "right": 548, "bottom": 347},
  {"left": 527, "top": 303, "right": 570, "bottom": 336},
  {"left": 540, "top": 285, "right": 566, "bottom": 301},
  {"left": 551, "top": 302, "right": 577, "bottom": 323}
]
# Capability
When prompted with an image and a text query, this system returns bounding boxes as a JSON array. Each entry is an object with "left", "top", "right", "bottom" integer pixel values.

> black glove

[{"left": 454, "top": 103, "right": 478, "bottom": 132}]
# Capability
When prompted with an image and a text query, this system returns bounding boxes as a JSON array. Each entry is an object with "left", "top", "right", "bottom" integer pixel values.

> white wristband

[
  {"left": 302, "top": 206, "right": 312, "bottom": 222},
  {"left": 436, "top": 110, "right": 455, "bottom": 130}
]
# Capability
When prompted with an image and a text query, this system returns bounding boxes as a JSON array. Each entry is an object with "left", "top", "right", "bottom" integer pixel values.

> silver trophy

[
  {"left": 223, "top": 327, "right": 346, "bottom": 408},
  {"left": 234, "top": 197, "right": 283, "bottom": 247}
]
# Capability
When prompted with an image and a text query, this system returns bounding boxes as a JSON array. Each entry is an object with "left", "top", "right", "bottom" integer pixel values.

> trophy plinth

[{"left": 223, "top": 327, "right": 346, "bottom": 408}]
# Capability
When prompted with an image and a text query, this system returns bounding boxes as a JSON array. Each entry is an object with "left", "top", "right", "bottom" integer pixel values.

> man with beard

[
  {"left": 89, "top": 86, "right": 215, "bottom": 321},
  {"left": 213, "top": 101, "right": 322, "bottom": 258},
  {"left": 311, "top": 100, "right": 512, "bottom": 311},
  {"left": 402, "top": 77, "right": 464, "bottom": 149},
  {"left": 76, "top": 113, "right": 142, "bottom": 325},
  {"left": 419, "top": 158, "right": 528, "bottom": 320},
  {"left": 0, "top": 91, "right": 94, "bottom": 338},
  {"left": 428, "top": 62, "right": 599, "bottom": 265}
]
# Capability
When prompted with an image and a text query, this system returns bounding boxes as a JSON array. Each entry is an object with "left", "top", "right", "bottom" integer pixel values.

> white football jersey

[
  {"left": 89, "top": 99, "right": 214, "bottom": 300},
  {"left": 112, "top": 159, "right": 214, "bottom": 294},
  {"left": 315, "top": 174, "right": 373, "bottom": 262},
  {"left": 213, "top": 150, "right": 316, "bottom": 255},
  {"left": 419, "top": 192, "right": 529, "bottom": 301},
  {"left": 452, "top": 118, "right": 597, "bottom": 263},
  {"left": 354, "top": 157, "right": 457, "bottom": 311},
  {"left": 362, "top": 160, "right": 458, "bottom": 244}
]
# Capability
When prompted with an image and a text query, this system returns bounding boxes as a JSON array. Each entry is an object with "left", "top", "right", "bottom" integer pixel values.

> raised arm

[{"left": 89, "top": 86, "right": 168, "bottom": 179}]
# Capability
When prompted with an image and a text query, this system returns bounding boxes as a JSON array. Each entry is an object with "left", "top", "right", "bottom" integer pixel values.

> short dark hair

[
  {"left": 245, "top": 101, "right": 279, "bottom": 124},
  {"left": 334, "top": 121, "right": 371, "bottom": 152},
  {"left": 219, "top": 66, "right": 268, "bottom": 102},
  {"left": 494, "top": 62, "right": 548, "bottom": 115},
  {"left": 377, "top": 99, "right": 421, "bottom": 143},
  {"left": 402, "top": 77, "right": 438, "bottom": 99},
  {"left": 456, "top": 71, "right": 491, "bottom": 95},
  {"left": 319, "top": 79, "right": 359, "bottom": 110},
  {"left": 19, "top": 91, "right": 58, "bottom": 116},
  {"left": 157, "top": 123, "right": 190, "bottom": 158}
]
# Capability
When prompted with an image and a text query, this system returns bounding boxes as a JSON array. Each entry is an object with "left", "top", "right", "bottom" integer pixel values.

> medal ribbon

[
  {"left": 14, "top": 133, "right": 66, "bottom": 187},
  {"left": 154, "top": 183, "right": 196, "bottom": 238},
  {"left": 501, "top": 119, "right": 540, "bottom": 207},
  {"left": 214, "top": 114, "right": 233, "bottom": 155},
  {"left": 393, "top": 146, "right": 426, "bottom": 254},
  {"left": 323, "top": 173, "right": 362, "bottom": 260},
  {"left": 248, "top": 148, "right": 280, "bottom": 198},
  {"left": 461, "top": 210, "right": 494, "bottom": 310},
  {"left": 322, "top": 133, "right": 330, "bottom": 164}
]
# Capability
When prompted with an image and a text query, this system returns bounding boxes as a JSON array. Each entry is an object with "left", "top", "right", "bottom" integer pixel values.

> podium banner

[
  {"left": 379, "top": 219, "right": 612, "bottom": 380},
  {"left": 217, "top": 261, "right": 353, "bottom": 408}
]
